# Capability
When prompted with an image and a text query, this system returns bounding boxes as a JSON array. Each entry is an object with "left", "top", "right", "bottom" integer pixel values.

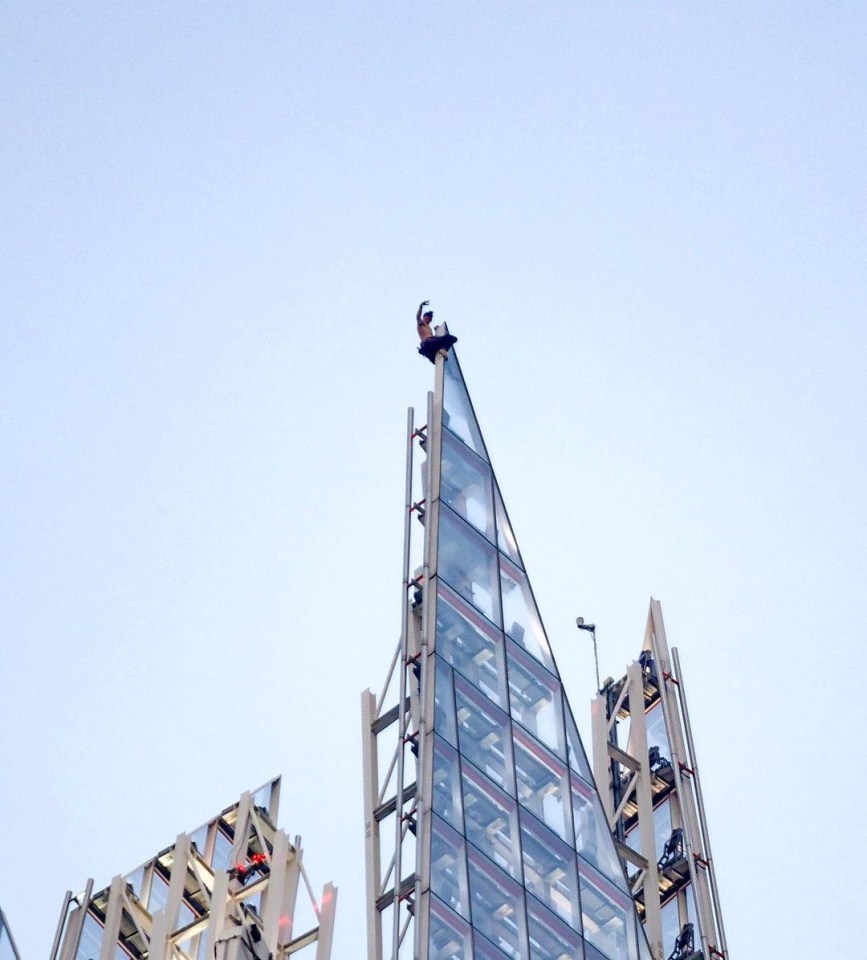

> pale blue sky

[{"left": 2, "top": 3, "right": 866, "bottom": 956}]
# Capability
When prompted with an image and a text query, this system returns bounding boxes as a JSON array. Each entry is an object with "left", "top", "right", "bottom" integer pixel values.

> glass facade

[{"left": 424, "top": 355, "right": 646, "bottom": 960}]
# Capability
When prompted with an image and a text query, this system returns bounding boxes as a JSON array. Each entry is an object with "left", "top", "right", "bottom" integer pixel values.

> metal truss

[
  {"left": 363, "top": 344, "right": 448, "bottom": 960},
  {"left": 591, "top": 600, "right": 728, "bottom": 960},
  {"left": 51, "top": 778, "right": 336, "bottom": 960}
]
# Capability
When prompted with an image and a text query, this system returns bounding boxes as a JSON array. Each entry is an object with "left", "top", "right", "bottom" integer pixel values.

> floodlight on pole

[{"left": 576, "top": 617, "right": 601, "bottom": 692}]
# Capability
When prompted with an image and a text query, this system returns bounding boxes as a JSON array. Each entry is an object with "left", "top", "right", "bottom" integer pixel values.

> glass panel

[
  {"left": 578, "top": 861, "right": 638, "bottom": 960},
  {"left": 211, "top": 829, "right": 233, "bottom": 872},
  {"left": 455, "top": 674, "right": 515, "bottom": 794},
  {"left": 570, "top": 774, "right": 628, "bottom": 891},
  {"left": 248, "top": 892, "right": 264, "bottom": 917},
  {"left": 148, "top": 871, "right": 170, "bottom": 915},
  {"left": 473, "top": 931, "right": 517, "bottom": 960},
  {"left": 625, "top": 823, "right": 641, "bottom": 857},
  {"left": 443, "top": 358, "right": 488, "bottom": 459},
  {"left": 437, "top": 582, "right": 508, "bottom": 707},
  {"left": 439, "top": 506, "right": 501, "bottom": 625},
  {"left": 499, "top": 557, "right": 552, "bottom": 670},
  {"left": 189, "top": 825, "right": 209, "bottom": 860},
  {"left": 526, "top": 894, "right": 586, "bottom": 960},
  {"left": 124, "top": 864, "right": 145, "bottom": 900},
  {"left": 176, "top": 899, "right": 196, "bottom": 930},
  {"left": 252, "top": 781, "right": 275, "bottom": 818},
  {"left": 685, "top": 883, "right": 698, "bottom": 930},
  {"left": 431, "top": 814, "right": 471, "bottom": 920},
  {"left": 494, "top": 484, "right": 522, "bottom": 567},
  {"left": 653, "top": 799, "right": 673, "bottom": 864},
  {"left": 75, "top": 914, "right": 104, "bottom": 960},
  {"left": 660, "top": 896, "right": 680, "bottom": 960},
  {"left": 565, "top": 711, "right": 594, "bottom": 783},
  {"left": 466, "top": 846, "right": 527, "bottom": 958},
  {"left": 461, "top": 762, "right": 521, "bottom": 878},
  {"left": 645, "top": 705, "right": 671, "bottom": 761},
  {"left": 433, "top": 734, "right": 464, "bottom": 830},
  {"left": 636, "top": 924, "right": 653, "bottom": 960},
  {"left": 442, "top": 429, "right": 496, "bottom": 542},
  {"left": 513, "top": 728, "right": 571, "bottom": 842},
  {"left": 585, "top": 944, "right": 613, "bottom": 960},
  {"left": 520, "top": 813, "right": 580, "bottom": 930},
  {"left": 507, "top": 639, "right": 566, "bottom": 759},
  {"left": 430, "top": 894, "right": 473, "bottom": 960},
  {"left": 435, "top": 658, "right": 458, "bottom": 747}
]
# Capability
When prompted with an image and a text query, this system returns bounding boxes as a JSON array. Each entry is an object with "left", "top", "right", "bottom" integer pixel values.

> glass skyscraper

[{"left": 363, "top": 341, "right": 651, "bottom": 960}]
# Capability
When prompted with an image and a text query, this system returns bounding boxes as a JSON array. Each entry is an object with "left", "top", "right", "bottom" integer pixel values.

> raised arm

[{"left": 417, "top": 300, "right": 429, "bottom": 324}]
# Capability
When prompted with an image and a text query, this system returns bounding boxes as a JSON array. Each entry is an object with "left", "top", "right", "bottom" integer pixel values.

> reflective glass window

[
  {"left": 431, "top": 814, "right": 471, "bottom": 920},
  {"left": 252, "top": 781, "right": 275, "bottom": 818},
  {"left": 499, "top": 558, "right": 552, "bottom": 670},
  {"left": 461, "top": 762, "right": 521, "bottom": 878},
  {"left": 176, "top": 899, "right": 197, "bottom": 931},
  {"left": 75, "top": 914, "right": 104, "bottom": 960},
  {"left": 439, "top": 506, "right": 501, "bottom": 625},
  {"left": 467, "top": 846, "right": 528, "bottom": 959},
  {"left": 526, "top": 893, "right": 586, "bottom": 960},
  {"left": 660, "top": 896, "right": 681, "bottom": 960},
  {"left": 211, "top": 829, "right": 233, "bottom": 872},
  {"left": 148, "top": 871, "right": 170, "bottom": 915},
  {"left": 473, "top": 931, "right": 518, "bottom": 960},
  {"left": 442, "top": 429, "right": 496, "bottom": 542},
  {"left": 636, "top": 925, "right": 653, "bottom": 960},
  {"left": 435, "top": 658, "right": 458, "bottom": 747},
  {"left": 685, "top": 884, "right": 698, "bottom": 930},
  {"left": 455, "top": 675, "right": 515, "bottom": 793},
  {"left": 430, "top": 894, "right": 473, "bottom": 960},
  {"left": 570, "top": 774, "right": 628, "bottom": 891},
  {"left": 624, "top": 823, "right": 641, "bottom": 858},
  {"left": 653, "top": 799, "right": 673, "bottom": 863},
  {"left": 507, "top": 639, "right": 566, "bottom": 759},
  {"left": 433, "top": 734, "right": 464, "bottom": 830},
  {"left": 443, "top": 360, "right": 488, "bottom": 458},
  {"left": 565, "top": 712, "right": 594, "bottom": 783},
  {"left": 645, "top": 705, "right": 671, "bottom": 761},
  {"left": 494, "top": 485, "right": 522, "bottom": 567},
  {"left": 513, "top": 728, "right": 572, "bottom": 842},
  {"left": 520, "top": 813, "right": 580, "bottom": 930},
  {"left": 124, "top": 865, "right": 145, "bottom": 900},
  {"left": 578, "top": 861, "right": 638, "bottom": 960},
  {"left": 437, "top": 582, "right": 508, "bottom": 707}
]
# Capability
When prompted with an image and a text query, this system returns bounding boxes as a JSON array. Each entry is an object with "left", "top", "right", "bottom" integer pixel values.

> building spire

[{"left": 364, "top": 344, "right": 651, "bottom": 960}]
